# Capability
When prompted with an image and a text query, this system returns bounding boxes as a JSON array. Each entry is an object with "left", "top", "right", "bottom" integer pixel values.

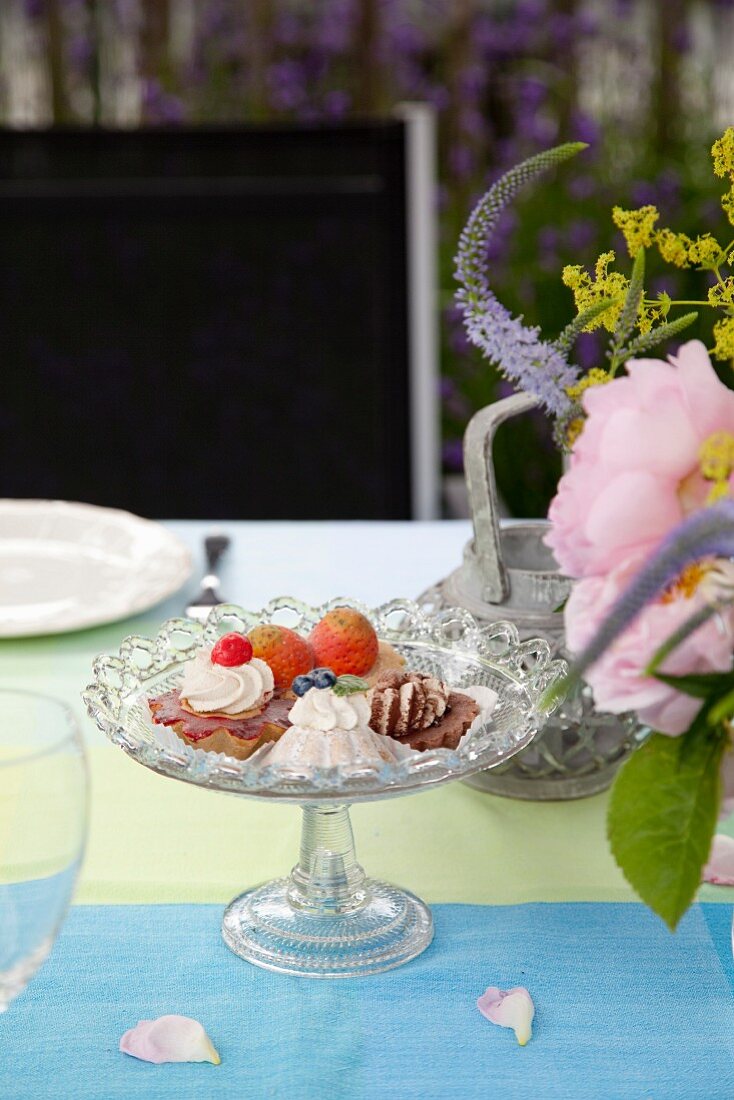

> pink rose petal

[
  {"left": 120, "top": 1015, "right": 220, "bottom": 1065},
  {"left": 477, "top": 986, "right": 535, "bottom": 1045},
  {"left": 703, "top": 835, "right": 734, "bottom": 886}
]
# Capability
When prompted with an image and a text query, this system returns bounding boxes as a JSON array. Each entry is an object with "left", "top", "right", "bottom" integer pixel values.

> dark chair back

[{"left": 0, "top": 118, "right": 438, "bottom": 519}]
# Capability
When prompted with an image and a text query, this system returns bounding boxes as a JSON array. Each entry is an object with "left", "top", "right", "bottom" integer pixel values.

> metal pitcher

[{"left": 420, "top": 393, "right": 641, "bottom": 800}]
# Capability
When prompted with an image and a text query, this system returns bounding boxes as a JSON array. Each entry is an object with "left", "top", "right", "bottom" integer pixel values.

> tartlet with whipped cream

[
  {"left": 264, "top": 669, "right": 399, "bottom": 768},
  {"left": 148, "top": 632, "right": 292, "bottom": 760}
]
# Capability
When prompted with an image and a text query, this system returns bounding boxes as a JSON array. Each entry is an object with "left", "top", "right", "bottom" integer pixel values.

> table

[{"left": 2, "top": 521, "right": 734, "bottom": 1099}]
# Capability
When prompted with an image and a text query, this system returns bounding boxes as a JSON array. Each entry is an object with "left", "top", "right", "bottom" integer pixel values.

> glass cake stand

[{"left": 84, "top": 598, "right": 565, "bottom": 978}]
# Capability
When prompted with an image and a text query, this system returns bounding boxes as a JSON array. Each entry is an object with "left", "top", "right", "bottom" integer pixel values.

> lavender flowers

[{"left": 455, "top": 143, "right": 586, "bottom": 416}]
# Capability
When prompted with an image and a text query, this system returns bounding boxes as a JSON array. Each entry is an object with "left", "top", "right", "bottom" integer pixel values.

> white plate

[{"left": 0, "top": 500, "right": 192, "bottom": 637}]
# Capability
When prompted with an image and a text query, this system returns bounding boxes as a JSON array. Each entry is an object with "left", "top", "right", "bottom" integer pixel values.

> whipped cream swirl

[
  {"left": 180, "top": 649, "right": 274, "bottom": 715},
  {"left": 289, "top": 688, "right": 370, "bottom": 732}
]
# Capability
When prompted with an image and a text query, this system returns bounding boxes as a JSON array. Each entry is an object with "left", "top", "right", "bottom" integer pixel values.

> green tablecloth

[{"left": 2, "top": 519, "right": 731, "bottom": 908}]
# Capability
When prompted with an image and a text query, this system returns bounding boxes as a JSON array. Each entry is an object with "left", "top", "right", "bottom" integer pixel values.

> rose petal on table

[
  {"left": 477, "top": 986, "right": 535, "bottom": 1046},
  {"left": 703, "top": 834, "right": 734, "bottom": 885},
  {"left": 119, "top": 1015, "right": 221, "bottom": 1065}
]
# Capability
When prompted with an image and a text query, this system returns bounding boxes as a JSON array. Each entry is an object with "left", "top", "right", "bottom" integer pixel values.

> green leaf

[
  {"left": 652, "top": 670, "right": 734, "bottom": 700},
  {"left": 707, "top": 686, "right": 734, "bottom": 726},
  {"left": 607, "top": 726, "right": 726, "bottom": 930},
  {"left": 612, "top": 247, "right": 645, "bottom": 347},
  {"left": 332, "top": 675, "right": 369, "bottom": 697},
  {"left": 617, "top": 311, "right": 697, "bottom": 361},
  {"left": 553, "top": 595, "right": 569, "bottom": 613},
  {"left": 645, "top": 604, "right": 718, "bottom": 675}
]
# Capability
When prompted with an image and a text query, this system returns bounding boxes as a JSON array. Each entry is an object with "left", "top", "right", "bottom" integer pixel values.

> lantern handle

[{"left": 462, "top": 392, "right": 540, "bottom": 603}]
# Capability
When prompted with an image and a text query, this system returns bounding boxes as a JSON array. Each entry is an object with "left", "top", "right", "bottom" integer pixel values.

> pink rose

[
  {"left": 546, "top": 341, "right": 734, "bottom": 579},
  {"left": 565, "top": 552, "right": 734, "bottom": 735}
]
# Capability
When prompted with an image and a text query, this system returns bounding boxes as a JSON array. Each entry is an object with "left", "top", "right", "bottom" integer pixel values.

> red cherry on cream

[{"left": 211, "top": 633, "right": 253, "bottom": 667}]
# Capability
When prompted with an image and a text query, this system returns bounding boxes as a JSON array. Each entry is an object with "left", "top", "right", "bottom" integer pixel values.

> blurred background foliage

[{"left": 2, "top": 0, "right": 734, "bottom": 516}]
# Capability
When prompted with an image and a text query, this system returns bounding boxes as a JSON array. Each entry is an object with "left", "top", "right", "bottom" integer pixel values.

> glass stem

[{"left": 287, "top": 804, "right": 370, "bottom": 916}]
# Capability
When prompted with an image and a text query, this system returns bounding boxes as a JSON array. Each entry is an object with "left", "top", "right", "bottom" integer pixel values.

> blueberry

[
  {"left": 312, "top": 667, "right": 337, "bottom": 690},
  {"left": 292, "top": 674, "right": 315, "bottom": 697}
]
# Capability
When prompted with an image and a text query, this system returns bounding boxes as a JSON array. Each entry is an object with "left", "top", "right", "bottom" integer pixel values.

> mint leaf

[
  {"left": 652, "top": 670, "right": 734, "bottom": 699},
  {"left": 607, "top": 726, "right": 725, "bottom": 930},
  {"left": 332, "top": 675, "right": 369, "bottom": 697}
]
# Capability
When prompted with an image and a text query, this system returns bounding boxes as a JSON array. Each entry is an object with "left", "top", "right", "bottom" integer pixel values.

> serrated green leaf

[
  {"left": 332, "top": 675, "right": 369, "bottom": 696},
  {"left": 652, "top": 670, "right": 734, "bottom": 699},
  {"left": 607, "top": 728, "right": 725, "bottom": 930},
  {"left": 617, "top": 311, "right": 697, "bottom": 361}
]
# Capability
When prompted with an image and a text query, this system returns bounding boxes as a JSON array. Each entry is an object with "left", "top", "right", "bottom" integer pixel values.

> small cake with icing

[
  {"left": 264, "top": 668, "right": 398, "bottom": 768},
  {"left": 148, "top": 632, "right": 291, "bottom": 760},
  {"left": 368, "top": 669, "right": 480, "bottom": 751}
]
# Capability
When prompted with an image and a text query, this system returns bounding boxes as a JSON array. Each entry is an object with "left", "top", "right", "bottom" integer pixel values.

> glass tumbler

[{"left": 0, "top": 691, "right": 87, "bottom": 1011}]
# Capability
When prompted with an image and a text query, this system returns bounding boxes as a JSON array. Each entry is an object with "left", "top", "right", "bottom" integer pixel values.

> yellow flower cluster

[
  {"left": 611, "top": 208, "right": 724, "bottom": 270},
  {"left": 722, "top": 190, "right": 734, "bottom": 228},
  {"left": 699, "top": 430, "right": 734, "bottom": 503},
  {"left": 562, "top": 252, "right": 628, "bottom": 332},
  {"left": 559, "top": 129, "right": 734, "bottom": 378},
  {"left": 565, "top": 418, "right": 585, "bottom": 447},
  {"left": 655, "top": 228, "right": 691, "bottom": 268},
  {"left": 688, "top": 234, "right": 724, "bottom": 266},
  {"left": 713, "top": 316, "right": 734, "bottom": 361},
  {"left": 612, "top": 205, "right": 659, "bottom": 257},
  {"left": 712, "top": 128, "right": 734, "bottom": 178},
  {"left": 711, "top": 128, "right": 734, "bottom": 227},
  {"left": 708, "top": 277, "right": 734, "bottom": 307},
  {"left": 637, "top": 303, "right": 664, "bottom": 334},
  {"left": 565, "top": 368, "right": 610, "bottom": 402}
]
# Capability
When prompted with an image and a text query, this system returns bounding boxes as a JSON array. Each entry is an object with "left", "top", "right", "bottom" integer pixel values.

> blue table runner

[{"left": 3, "top": 902, "right": 733, "bottom": 1100}]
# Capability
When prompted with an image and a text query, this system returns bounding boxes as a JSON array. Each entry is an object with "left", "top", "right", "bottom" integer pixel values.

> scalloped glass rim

[{"left": 83, "top": 598, "right": 567, "bottom": 803}]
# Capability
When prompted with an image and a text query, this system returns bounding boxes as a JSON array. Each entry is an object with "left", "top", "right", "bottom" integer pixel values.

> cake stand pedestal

[
  {"left": 84, "top": 597, "right": 566, "bottom": 980},
  {"left": 222, "top": 803, "right": 432, "bottom": 977}
]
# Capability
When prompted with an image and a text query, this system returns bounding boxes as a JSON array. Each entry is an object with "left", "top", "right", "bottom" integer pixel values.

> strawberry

[
  {"left": 248, "top": 624, "right": 314, "bottom": 691},
  {"left": 309, "top": 608, "right": 379, "bottom": 677},
  {"left": 211, "top": 633, "right": 253, "bottom": 667}
]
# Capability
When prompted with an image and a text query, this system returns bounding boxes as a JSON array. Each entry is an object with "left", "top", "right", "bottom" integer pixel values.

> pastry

[
  {"left": 368, "top": 669, "right": 480, "bottom": 751},
  {"left": 264, "top": 668, "right": 398, "bottom": 768},
  {"left": 363, "top": 640, "right": 406, "bottom": 686},
  {"left": 149, "top": 632, "right": 291, "bottom": 760}
]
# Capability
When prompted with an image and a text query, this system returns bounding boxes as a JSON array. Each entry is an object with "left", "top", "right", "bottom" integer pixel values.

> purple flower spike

[
  {"left": 546, "top": 501, "right": 734, "bottom": 704},
  {"left": 455, "top": 144, "right": 587, "bottom": 416}
]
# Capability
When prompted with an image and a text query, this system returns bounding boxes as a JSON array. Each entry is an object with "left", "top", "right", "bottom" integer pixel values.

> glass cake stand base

[{"left": 221, "top": 804, "right": 434, "bottom": 978}]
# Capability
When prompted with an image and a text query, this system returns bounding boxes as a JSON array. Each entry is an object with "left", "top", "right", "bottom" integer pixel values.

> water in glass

[{"left": 0, "top": 691, "right": 87, "bottom": 1011}]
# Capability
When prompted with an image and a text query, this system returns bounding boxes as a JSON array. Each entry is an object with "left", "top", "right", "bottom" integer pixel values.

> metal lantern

[{"left": 420, "top": 393, "right": 642, "bottom": 800}]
